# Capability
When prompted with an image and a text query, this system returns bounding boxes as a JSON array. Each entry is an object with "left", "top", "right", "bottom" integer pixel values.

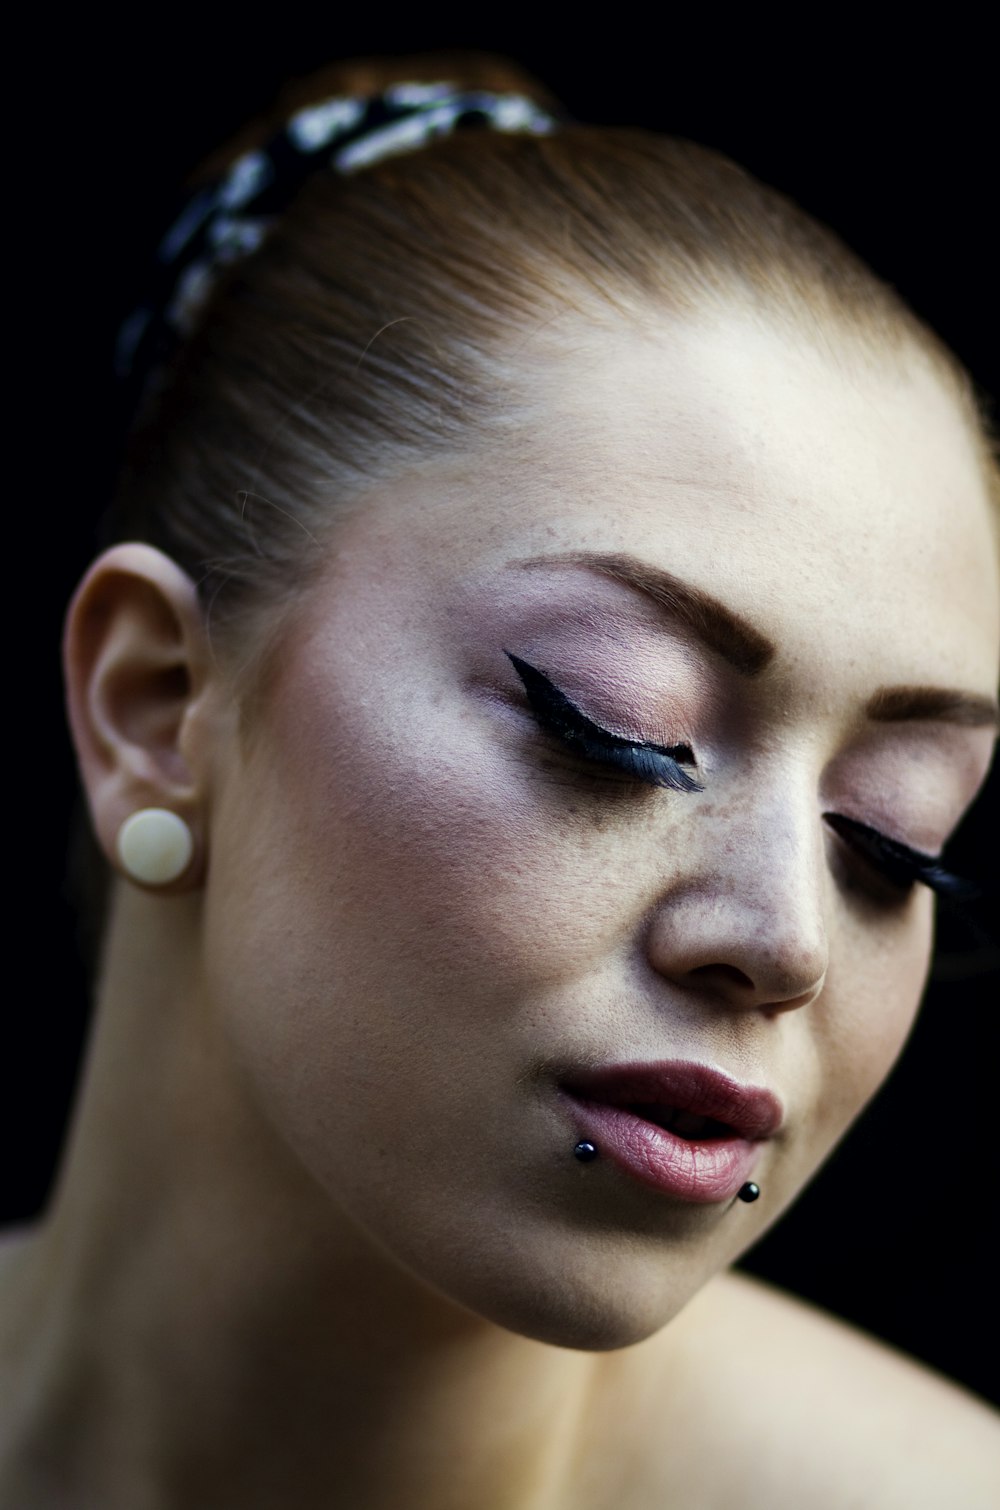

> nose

[{"left": 643, "top": 793, "right": 830, "bottom": 1016}]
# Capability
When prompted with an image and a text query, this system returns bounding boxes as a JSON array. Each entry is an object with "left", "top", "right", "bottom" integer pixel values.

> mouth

[
  {"left": 617, "top": 1104, "right": 738, "bottom": 1139},
  {"left": 558, "top": 1061, "right": 783, "bottom": 1204}
]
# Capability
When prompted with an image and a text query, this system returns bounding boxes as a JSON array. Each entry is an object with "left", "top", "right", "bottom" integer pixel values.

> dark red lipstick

[{"left": 560, "top": 1061, "right": 783, "bottom": 1204}]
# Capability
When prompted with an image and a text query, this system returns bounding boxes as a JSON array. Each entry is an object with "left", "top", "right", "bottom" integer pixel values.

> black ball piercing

[
  {"left": 737, "top": 1182, "right": 760, "bottom": 1203},
  {"left": 573, "top": 1141, "right": 598, "bottom": 1163}
]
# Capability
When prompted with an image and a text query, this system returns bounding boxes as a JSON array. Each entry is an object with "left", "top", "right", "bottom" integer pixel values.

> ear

[{"left": 63, "top": 543, "right": 219, "bottom": 890}]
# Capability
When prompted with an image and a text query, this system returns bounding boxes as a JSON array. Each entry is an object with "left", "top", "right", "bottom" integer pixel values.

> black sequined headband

[{"left": 117, "top": 82, "right": 560, "bottom": 409}]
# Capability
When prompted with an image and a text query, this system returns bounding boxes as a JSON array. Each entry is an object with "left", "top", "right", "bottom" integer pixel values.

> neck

[{"left": 4, "top": 887, "right": 611, "bottom": 1510}]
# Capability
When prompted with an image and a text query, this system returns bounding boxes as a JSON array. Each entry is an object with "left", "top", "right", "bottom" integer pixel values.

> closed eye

[
  {"left": 823, "top": 813, "right": 980, "bottom": 901},
  {"left": 505, "top": 652, "right": 702, "bottom": 794},
  {"left": 504, "top": 652, "right": 981, "bottom": 903}
]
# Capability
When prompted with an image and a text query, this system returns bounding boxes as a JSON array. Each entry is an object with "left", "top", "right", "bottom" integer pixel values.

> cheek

[
  {"left": 240, "top": 663, "right": 636, "bottom": 1004},
  {"left": 199, "top": 647, "right": 626, "bottom": 1174}
]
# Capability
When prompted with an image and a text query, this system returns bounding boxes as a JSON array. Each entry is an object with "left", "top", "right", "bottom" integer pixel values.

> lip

[{"left": 559, "top": 1061, "right": 783, "bottom": 1205}]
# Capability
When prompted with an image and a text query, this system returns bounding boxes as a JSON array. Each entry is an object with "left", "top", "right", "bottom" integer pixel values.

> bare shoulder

[{"left": 677, "top": 1269, "right": 1000, "bottom": 1509}]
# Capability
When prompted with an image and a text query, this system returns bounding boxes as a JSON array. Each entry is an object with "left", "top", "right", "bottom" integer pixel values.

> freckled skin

[{"left": 199, "top": 310, "right": 998, "bottom": 1350}]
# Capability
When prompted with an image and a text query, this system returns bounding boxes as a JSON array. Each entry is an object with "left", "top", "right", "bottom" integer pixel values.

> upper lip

[{"left": 561, "top": 1061, "right": 784, "bottom": 1140}]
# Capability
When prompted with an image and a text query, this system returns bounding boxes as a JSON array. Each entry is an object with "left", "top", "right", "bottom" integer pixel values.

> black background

[{"left": 8, "top": 12, "right": 997, "bottom": 1407}]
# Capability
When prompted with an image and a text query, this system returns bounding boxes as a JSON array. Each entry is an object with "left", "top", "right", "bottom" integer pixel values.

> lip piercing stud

[
  {"left": 573, "top": 1141, "right": 599, "bottom": 1163},
  {"left": 738, "top": 1182, "right": 760, "bottom": 1203}
]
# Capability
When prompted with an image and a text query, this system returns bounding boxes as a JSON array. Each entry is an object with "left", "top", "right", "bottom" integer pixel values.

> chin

[
  {"left": 422, "top": 1234, "right": 711, "bottom": 1353},
  {"left": 472, "top": 1277, "right": 693, "bottom": 1353}
]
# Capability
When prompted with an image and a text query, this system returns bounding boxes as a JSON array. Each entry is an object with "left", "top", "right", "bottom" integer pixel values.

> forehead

[{"left": 453, "top": 309, "right": 999, "bottom": 694}]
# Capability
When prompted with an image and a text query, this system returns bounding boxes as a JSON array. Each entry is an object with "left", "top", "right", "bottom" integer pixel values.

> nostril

[{"left": 687, "top": 963, "right": 754, "bottom": 991}]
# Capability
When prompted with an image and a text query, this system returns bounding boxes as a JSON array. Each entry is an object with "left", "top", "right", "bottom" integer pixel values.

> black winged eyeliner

[
  {"left": 822, "top": 813, "right": 979, "bottom": 902},
  {"left": 505, "top": 651, "right": 703, "bottom": 794}
]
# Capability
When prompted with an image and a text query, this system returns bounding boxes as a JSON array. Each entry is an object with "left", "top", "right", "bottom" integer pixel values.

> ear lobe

[{"left": 63, "top": 544, "right": 214, "bottom": 887}]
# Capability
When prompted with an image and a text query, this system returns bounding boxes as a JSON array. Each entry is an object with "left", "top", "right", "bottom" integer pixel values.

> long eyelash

[
  {"left": 505, "top": 651, "right": 703, "bottom": 794},
  {"left": 823, "top": 813, "right": 981, "bottom": 901}
]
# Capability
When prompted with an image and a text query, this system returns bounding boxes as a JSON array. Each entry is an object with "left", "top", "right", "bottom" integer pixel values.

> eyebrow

[
  {"left": 514, "top": 549, "right": 774, "bottom": 675},
  {"left": 865, "top": 686, "right": 999, "bottom": 730},
  {"left": 513, "top": 549, "right": 999, "bottom": 730}
]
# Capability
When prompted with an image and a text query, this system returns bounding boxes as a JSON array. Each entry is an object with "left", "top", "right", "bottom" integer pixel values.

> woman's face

[{"left": 201, "top": 310, "right": 998, "bottom": 1348}]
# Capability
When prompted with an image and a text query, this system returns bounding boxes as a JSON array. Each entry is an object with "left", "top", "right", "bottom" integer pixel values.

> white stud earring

[{"left": 115, "top": 808, "right": 194, "bottom": 886}]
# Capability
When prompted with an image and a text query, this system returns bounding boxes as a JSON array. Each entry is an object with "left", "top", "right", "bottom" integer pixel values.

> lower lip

[{"left": 564, "top": 1095, "right": 763, "bottom": 1204}]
